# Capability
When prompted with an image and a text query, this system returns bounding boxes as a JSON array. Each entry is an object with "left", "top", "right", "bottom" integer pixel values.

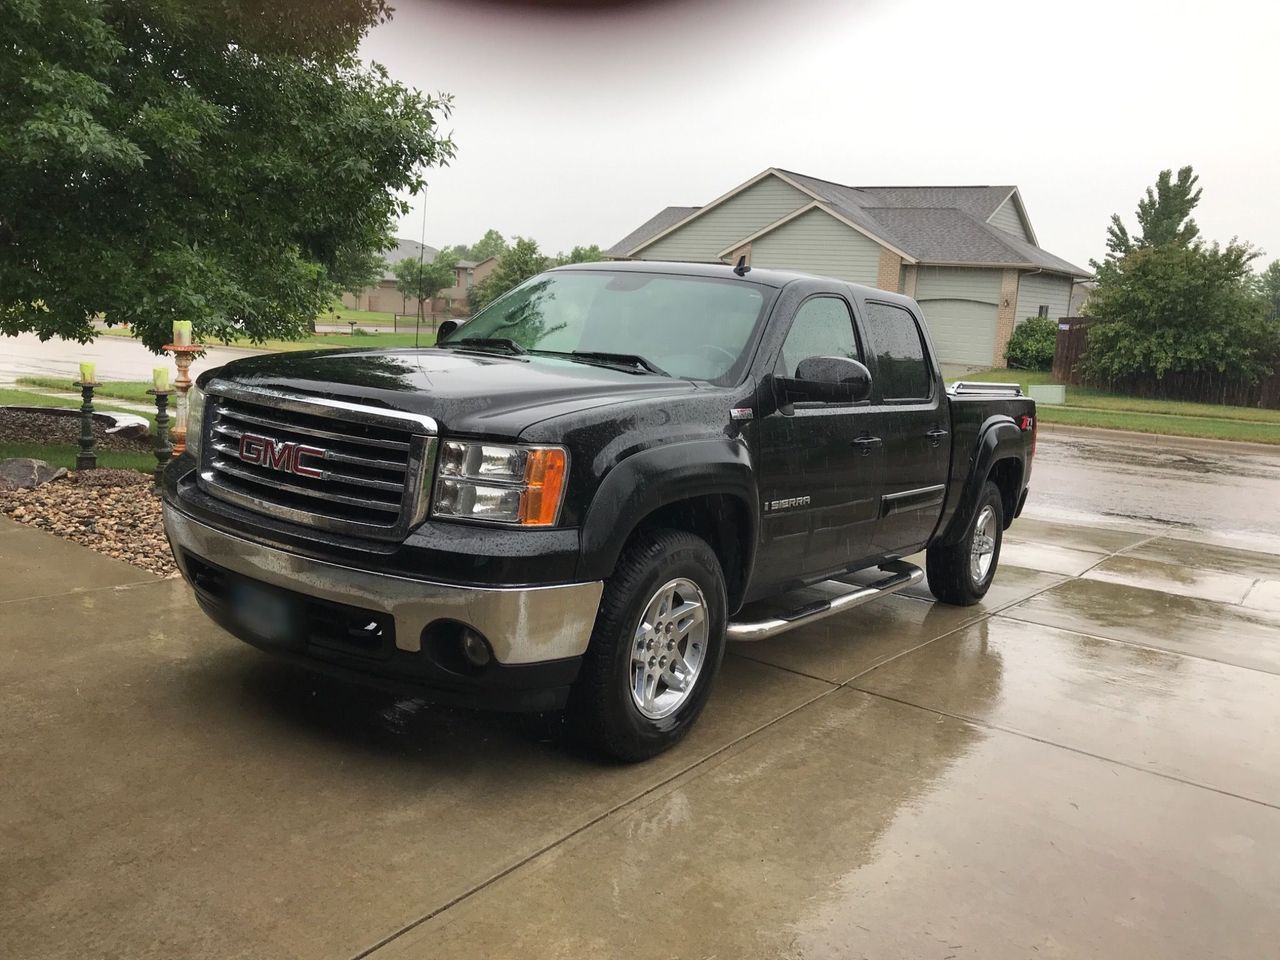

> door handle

[
  {"left": 926, "top": 428, "right": 948, "bottom": 447},
  {"left": 851, "top": 435, "right": 883, "bottom": 456}
]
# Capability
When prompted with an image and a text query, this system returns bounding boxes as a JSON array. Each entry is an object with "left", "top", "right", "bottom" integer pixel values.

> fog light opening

[
  {"left": 461, "top": 628, "right": 492, "bottom": 667},
  {"left": 421, "top": 620, "right": 494, "bottom": 676}
]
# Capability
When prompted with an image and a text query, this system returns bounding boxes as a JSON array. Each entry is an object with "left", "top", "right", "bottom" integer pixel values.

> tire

[
  {"left": 926, "top": 480, "right": 1004, "bottom": 606},
  {"left": 567, "top": 528, "right": 727, "bottom": 762}
]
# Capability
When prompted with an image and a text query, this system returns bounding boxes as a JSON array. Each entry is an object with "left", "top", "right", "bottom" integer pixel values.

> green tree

[
  {"left": 336, "top": 248, "right": 388, "bottom": 296},
  {"left": 0, "top": 0, "right": 454, "bottom": 350},
  {"left": 467, "top": 237, "right": 550, "bottom": 312},
  {"left": 1258, "top": 260, "right": 1280, "bottom": 324},
  {"left": 1081, "top": 241, "right": 1272, "bottom": 387},
  {"left": 1091, "top": 166, "right": 1202, "bottom": 280},
  {"left": 448, "top": 228, "right": 508, "bottom": 263},
  {"left": 393, "top": 251, "right": 458, "bottom": 321},
  {"left": 555, "top": 244, "right": 605, "bottom": 265}
]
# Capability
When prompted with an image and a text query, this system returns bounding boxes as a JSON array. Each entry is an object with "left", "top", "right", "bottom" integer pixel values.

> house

[
  {"left": 340, "top": 239, "right": 498, "bottom": 318},
  {"left": 606, "top": 168, "right": 1092, "bottom": 368}
]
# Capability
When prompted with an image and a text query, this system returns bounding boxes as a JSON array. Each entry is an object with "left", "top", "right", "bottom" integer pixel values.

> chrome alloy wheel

[
  {"left": 630, "top": 577, "right": 709, "bottom": 720},
  {"left": 969, "top": 504, "right": 997, "bottom": 583}
]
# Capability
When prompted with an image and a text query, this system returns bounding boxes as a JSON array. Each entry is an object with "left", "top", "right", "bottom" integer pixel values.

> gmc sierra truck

[{"left": 161, "top": 260, "right": 1036, "bottom": 760}]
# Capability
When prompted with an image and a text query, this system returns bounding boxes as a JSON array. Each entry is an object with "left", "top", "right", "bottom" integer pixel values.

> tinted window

[
  {"left": 453, "top": 270, "right": 769, "bottom": 383},
  {"left": 865, "top": 302, "right": 931, "bottom": 399},
  {"left": 778, "top": 296, "right": 858, "bottom": 378}
]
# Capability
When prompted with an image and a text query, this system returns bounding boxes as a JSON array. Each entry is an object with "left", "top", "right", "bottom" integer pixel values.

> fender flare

[
  {"left": 937, "top": 417, "right": 1025, "bottom": 545},
  {"left": 577, "top": 438, "right": 759, "bottom": 584}
]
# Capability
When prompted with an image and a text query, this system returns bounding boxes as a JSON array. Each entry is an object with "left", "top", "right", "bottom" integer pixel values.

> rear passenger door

[{"left": 860, "top": 299, "right": 951, "bottom": 555}]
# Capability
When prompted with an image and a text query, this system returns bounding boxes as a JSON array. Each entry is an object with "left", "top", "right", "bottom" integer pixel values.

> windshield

[{"left": 444, "top": 270, "right": 772, "bottom": 382}]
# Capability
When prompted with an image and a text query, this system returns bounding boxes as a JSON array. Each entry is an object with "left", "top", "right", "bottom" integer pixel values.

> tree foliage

[
  {"left": 0, "top": 0, "right": 454, "bottom": 349},
  {"left": 467, "top": 237, "right": 551, "bottom": 312},
  {"left": 556, "top": 244, "right": 605, "bottom": 265},
  {"left": 1258, "top": 260, "right": 1280, "bottom": 325},
  {"left": 448, "top": 228, "right": 508, "bottom": 263},
  {"left": 1081, "top": 167, "right": 1275, "bottom": 391},
  {"left": 1004, "top": 316, "right": 1057, "bottom": 371},
  {"left": 1091, "top": 166, "right": 1202, "bottom": 281},
  {"left": 393, "top": 251, "right": 458, "bottom": 320},
  {"left": 1081, "top": 241, "right": 1273, "bottom": 385}
]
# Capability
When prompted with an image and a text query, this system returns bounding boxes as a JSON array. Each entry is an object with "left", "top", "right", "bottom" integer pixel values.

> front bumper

[{"left": 163, "top": 504, "right": 603, "bottom": 710}]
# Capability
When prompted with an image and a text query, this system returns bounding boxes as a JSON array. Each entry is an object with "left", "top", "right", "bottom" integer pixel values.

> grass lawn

[
  {"left": 963, "top": 369, "right": 1280, "bottom": 444},
  {"left": 0, "top": 441, "right": 154, "bottom": 472},
  {"left": 17, "top": 376, "right": 154, "bottom": 404},
  {"left": 317, "top": 308, "right": 399, "bottom": 325},
  {"left": 97, "top": 326, "right": 432, "bottom": 351},
  {"left": 0, "top": 386, "right": 157, "bottom": 429}
]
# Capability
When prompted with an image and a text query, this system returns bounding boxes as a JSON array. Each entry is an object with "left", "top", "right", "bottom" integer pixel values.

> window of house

[
  {"left": 1037, "top": 305, "right": 1049, "bottom": 318},
  {"left": 864, "top": 301, "right": 931, "bottom": 400},
  {"left": 777, "top": 296, "right": 859, "bottom": 379}
]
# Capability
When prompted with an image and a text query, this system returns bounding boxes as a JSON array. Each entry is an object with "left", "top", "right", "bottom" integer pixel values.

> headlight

[
  {"left": 186, "top": 380, "right": 206, "bottom": 462},
  {"left": 432, "top": 441, "right": 568, "bottom": 526}
]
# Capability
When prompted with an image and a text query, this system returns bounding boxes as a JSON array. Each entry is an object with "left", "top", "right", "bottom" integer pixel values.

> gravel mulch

[
  {"left": 0, "top": 470, "right": 176, "bottom": 576},
  {"left": 0, "top": 409, "right": 152, "bottom": 453}
]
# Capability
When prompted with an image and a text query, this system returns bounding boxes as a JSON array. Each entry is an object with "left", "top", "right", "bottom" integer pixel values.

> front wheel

[
  {"left": 567, "top": 528, "right": 727, "bottom": 762},
  {"left": 925, "top": 480, "right": 1004, "bottom": 606}
]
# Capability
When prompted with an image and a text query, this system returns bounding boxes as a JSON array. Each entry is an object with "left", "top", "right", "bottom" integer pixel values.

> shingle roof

[
  {"left": 605, "top": 206, "right": 700, "bottom": 257},
  {"left": 380, "top": 238, "right": 441, "bottom": 280},
  {"left": 611, "top": 170, "right": 1091, "bottom": 278}
]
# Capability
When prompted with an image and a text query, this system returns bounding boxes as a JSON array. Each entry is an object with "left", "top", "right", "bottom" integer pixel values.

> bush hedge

[{"left": 1004, "top": 316, "right": 1057, "bottom": 370}]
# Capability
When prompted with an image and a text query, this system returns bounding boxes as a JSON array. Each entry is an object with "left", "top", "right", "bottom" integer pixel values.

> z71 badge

[{"left": 764, "top": 496, "right": 811, "bottom": 512}]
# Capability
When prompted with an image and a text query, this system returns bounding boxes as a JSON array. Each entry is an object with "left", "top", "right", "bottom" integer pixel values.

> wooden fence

[{"left": 1052, "top": 317, "right": 1280, "bottom": 409}]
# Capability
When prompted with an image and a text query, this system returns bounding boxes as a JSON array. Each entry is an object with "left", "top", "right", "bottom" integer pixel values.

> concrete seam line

[
  {"left": 0, "top": 575, "right": 170, "bottom": 607},
  {"left": 849, "top": 686, "right": 1280, "bottom": 812},
  {"left": 347, "top": 685, "right": 843, "bottom": 960},
  {"left": 993, "top": 610, "right": 1280, "bottom": 679},
  {"left": 724, "top": 648, "right": 840, "bottom": 686}
]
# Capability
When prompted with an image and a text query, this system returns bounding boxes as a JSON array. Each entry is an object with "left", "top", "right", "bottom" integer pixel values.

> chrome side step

[{"left": 725, "top": 561, "right": 924, "bottom": 642}]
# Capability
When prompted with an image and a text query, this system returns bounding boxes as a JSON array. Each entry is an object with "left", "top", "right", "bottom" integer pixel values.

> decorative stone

[{"left": 0, "top": 458, "right": 68, "bottom": 490}]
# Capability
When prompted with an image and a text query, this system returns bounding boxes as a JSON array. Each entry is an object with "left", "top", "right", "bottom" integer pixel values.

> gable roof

[
  {"left": 605, "top": 206, "right": 700, "bottom": 258},
  {"left": 379, "top": 238, "right": 441, "bottom": 280},
  {"left": 610, "top": 169, "right": 1090, "bottom": 278}
]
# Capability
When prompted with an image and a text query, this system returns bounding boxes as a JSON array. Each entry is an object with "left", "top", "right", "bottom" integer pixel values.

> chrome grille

[{"left": 199, "top": 382, "right": 437, "bottom": 540}]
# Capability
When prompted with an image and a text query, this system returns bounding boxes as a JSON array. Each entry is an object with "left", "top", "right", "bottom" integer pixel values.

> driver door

[{"left": 753, "top": 295, "right": 885, "bottom": 590}]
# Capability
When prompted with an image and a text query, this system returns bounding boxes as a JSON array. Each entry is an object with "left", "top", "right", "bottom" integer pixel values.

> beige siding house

[
  {"left": 341, "top": 239, "right": 497, "bottom": 318},
  {"left": 606, "top": 168, "right": 1090, "bottom": 368}
]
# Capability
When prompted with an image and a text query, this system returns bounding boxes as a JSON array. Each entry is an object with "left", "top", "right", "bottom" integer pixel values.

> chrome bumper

[{"left": 162, "top": 505, "right": 603, "bottom": 664}]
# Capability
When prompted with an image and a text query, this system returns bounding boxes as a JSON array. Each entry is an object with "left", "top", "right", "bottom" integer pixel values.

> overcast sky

[{"left": 361, "top": 0, "right": 1279, "bottom": 271}]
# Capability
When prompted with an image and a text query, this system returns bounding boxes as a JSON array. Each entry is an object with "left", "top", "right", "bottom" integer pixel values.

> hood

[{"left": 201, "top": 347, "right": 701, "bottom": 439}]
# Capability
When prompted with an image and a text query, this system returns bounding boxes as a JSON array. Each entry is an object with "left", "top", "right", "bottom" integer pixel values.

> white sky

[{"left": 361, "top": 0, "right": 1280, "bottom": 271}]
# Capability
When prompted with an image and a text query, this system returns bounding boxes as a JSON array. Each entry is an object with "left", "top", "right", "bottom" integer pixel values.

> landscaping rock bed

[
  {"left": 0, "top": 469, "right": 175, "bottom": 576},
  {"left": 0, "top": 409, "right": 152, "bottom": 453}
]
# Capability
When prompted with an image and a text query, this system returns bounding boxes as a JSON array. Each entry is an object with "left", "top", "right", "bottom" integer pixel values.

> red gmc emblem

[{"left": 237, "top": 432, "right": 325, "bottom": 479}]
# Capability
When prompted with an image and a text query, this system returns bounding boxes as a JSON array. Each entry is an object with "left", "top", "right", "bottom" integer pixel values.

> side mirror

[
  {"left": 436, "top": 319, "right": 461, "bottom": 342},
  {"left": 781, "top": 356, "right": 873, "bottom": 403}
]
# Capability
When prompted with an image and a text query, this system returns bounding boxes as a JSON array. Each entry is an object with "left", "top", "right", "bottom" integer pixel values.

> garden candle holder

[
  {"left": 73, "top": 379, "right": 98, "bottom": 471},
  {"left": 163, "top": 342, "right": 204, "bottom": 457},
  {"left": 147, "top": 388, "right": 173, "bottom": 487}
]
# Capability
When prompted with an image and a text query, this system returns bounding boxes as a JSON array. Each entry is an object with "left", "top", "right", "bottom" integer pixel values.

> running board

[{"left": 725, "top": 561, "right": 924, "bottom": 642}]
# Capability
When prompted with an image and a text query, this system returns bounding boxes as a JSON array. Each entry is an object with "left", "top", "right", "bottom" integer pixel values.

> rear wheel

[
  {"left": 568, "top": 528, "right": 727, "bottom": 761},
  {"left": 926, "top": 480, "right": 1004, "bottom": 606}
]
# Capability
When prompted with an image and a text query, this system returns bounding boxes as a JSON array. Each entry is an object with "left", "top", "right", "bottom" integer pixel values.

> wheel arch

[
  {"left": 578, "top": 440, "right": 758, "bottom": 613},
  {"left": 936, "top": 416, "right": 1025, "bottom": 545}
]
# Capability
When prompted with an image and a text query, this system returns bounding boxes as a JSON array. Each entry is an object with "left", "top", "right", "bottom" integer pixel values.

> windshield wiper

[
  {"left": 534, "top": 350, "right": 669, "bottom": 376},
  {"left": 444, "top": 336, "right": 527, "bottom": 355}
]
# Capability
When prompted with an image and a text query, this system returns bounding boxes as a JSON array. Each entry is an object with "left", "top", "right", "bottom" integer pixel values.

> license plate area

[{"left": 185, "top": 553, "right": 396, "bottom": 660}]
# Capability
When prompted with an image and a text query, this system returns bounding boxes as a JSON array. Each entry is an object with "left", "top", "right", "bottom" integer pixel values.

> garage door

[{"left": 915, "top": 298, "right": 997, "bottom": 367}]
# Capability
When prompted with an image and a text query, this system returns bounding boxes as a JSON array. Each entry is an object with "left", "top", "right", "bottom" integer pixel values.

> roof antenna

[{"left": 733, "top": 255, "right": 751, "bottom": 277}]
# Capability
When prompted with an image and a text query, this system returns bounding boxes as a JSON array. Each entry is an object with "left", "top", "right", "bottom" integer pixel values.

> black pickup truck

[{"left": 162, "top": 260, "right": 1035, "bottom": 759}]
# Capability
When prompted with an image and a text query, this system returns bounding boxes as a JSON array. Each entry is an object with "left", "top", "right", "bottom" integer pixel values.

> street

[{"left": 0, "top": 331, "right": 261, "bottom": 386}]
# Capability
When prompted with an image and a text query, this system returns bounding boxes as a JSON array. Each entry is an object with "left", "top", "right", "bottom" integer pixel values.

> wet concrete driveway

[{"left": 4, "top": 509, "right": 1280, "bottom": 958}]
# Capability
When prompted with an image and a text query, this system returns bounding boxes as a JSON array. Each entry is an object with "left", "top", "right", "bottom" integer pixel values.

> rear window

[{"left": 864, "top": 301, "right": 932, "bottom": 400}]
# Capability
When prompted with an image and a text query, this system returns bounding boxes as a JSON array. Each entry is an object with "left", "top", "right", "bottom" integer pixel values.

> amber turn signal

[{"left": 519, "top": 448, "right": 568, "bottom": 526}]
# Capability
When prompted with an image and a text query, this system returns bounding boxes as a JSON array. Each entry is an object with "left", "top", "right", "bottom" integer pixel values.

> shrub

[{"left": 1004, "top": 316, "right": 1057, "bottom": 370}]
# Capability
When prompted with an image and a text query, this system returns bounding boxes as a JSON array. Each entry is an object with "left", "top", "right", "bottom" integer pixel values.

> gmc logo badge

[{"left": 237, "top": 432, "right": 325, "bottom": 479}]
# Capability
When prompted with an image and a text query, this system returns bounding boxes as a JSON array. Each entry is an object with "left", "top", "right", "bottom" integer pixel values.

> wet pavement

[
  {"left": 1026, "top": 426, "right": 1280, "bottom": 553},
  {"left": 4, "top": 510, "right": 1280, "bottom": 959},
  {"left": 0, "top": 331, "right": 259, "bottom": 387}
]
